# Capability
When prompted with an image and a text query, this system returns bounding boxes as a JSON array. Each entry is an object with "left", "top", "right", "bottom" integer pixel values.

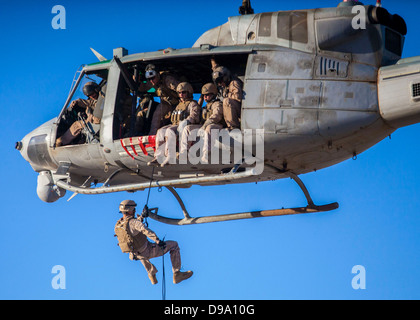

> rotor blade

[{"left": 90, "top": 48, "right": 107, "bottom": 62}]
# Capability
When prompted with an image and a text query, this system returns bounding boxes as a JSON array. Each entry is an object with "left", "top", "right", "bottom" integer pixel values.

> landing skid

[{"left": 146, "top": 173, "right": 339, "bottom": 226}]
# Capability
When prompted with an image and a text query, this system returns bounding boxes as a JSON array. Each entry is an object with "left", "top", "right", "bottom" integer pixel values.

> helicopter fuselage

[{"left": 16, "top": 5, "right": 420, "bottom": 203}]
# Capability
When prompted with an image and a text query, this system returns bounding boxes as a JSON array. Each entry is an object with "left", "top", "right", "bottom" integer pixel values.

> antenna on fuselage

[
  {"left": 90, "top": 48, "right": 108, "bottom": 62},
  {"left": 239, "top": 0, "right": 254, "bottom": 15}
]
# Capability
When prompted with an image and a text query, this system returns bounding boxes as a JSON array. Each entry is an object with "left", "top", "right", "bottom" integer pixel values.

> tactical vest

[
  {"left": 202, "top": 99, "right": 221, "bottom": 122},
  {"left": 171, "top": 99, "right": 192, "bottom": 125},
  {"left": 114, "top": 218, "right": 148, "bottom": 253}
]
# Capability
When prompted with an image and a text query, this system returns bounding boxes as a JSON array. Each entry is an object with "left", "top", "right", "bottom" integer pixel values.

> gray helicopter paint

[{"left": 16, "top": 4, "right": 420, "bottom": 201}]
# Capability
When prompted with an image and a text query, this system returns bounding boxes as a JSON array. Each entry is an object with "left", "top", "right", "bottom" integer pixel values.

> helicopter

[{"left": 15, "top": 0, "right": 420, "bottom": 225}]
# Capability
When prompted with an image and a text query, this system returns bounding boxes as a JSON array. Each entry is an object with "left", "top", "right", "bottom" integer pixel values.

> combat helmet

[
  {"left": 83, "top": 82, "right": 100, "bottom": 97},
  {"left": 119, "top": 200, "right": 137, "bottom": 213},
  {"left": 145, "top": 64, "right": 158, "bottom": 79},
  {"left": 176, "top": 82, "right": 194, "bottom": 96},
  {"left": 212, "top": 66, "right": 231, "bottom": 85},
  {"left": 201, "top": 83, "right": 218, "bottom": 95}
]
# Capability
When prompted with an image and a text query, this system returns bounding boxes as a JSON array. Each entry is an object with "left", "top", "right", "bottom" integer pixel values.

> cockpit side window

[
  {"left": 56, "top": 70, "right": 107, "bottom": 147},
  {"left": 259, "top": 13, "right": 272, "bottom": 37}
]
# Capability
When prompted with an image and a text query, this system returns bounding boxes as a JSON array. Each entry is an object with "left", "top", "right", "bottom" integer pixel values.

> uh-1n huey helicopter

[{"left": 15, "top": 0, "right": 420, "bottom": 225}]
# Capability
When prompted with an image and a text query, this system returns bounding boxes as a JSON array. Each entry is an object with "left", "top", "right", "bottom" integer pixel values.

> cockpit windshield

[
  {"left": 55, "top": 68, "right": 108, "bottom": 147},
  {"left": 72, "top": 73, "right": 105, "bottom": 103}
]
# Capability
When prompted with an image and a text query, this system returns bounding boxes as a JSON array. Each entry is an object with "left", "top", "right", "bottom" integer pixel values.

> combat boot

[
  {"left": 160, "top": 157, "right": 176, "bottom": 167},
  {"left": 147, "top": 158, "right": 159, "bottom": 166},
  {"left": 148, "top": 273, "right": 158, "bottom": 285},
  {"left": 173, "top": 270, "right": 193, "bottom": 284}
]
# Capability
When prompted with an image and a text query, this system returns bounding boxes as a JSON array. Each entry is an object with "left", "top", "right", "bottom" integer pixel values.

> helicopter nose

[
  {"left": 15, "top": 118, "right": 57, "bottom": 172},
  {"left": 15, "top": 141, "right": 23, "bottom": 151},
  {"left": 15, "top": 140, "right": 27, "bottom": 165},
  {"left": 378, "top": 56, "right": 420, "bottom": 129},
  {"left": 15, "top": 132, "right": 32, "bottom": 165}
]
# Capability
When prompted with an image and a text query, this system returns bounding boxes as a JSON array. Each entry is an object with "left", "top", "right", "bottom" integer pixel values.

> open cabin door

[{"left": 108, "top": 51, "right": 251, "bottom": 166}]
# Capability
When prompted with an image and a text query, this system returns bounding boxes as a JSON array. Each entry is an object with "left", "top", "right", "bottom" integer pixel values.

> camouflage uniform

[
  {"left": 115, "top": 200, "right": 193, "bottom": 285},
  {"left": 201, "top": 98, "right": 225, "bottom": 162},
  {"left": 123, "top": 217, "right": 182, "bottom": 277},
  {"left": 138, "top": 73, "right": 180, "bottom": 135},
  {"left": 211, "top": 61, "right": 243, "bottom": 130},
  {"left": 220, "top": 79, "right": 242, "bottom": 129},
  {"left": 155, "top": 98, "right": 201, "bottom": 163},
  {"left": 180, "top": 98, "right": 224, "bottom": 162},
  {"left": 58, "top": 97, "right": 100, "bottom": 146}
]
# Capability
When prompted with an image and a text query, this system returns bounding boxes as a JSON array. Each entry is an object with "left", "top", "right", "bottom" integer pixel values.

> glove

[
  {"left": 177, "top": 119, "right": 190, "bottom": 134},
  {"left": 141, "top": 205, "right": 150, "bottom": 218},
  {"left": 77, "top": 112, "right": 87, "bottom": 120},
  {"left": 158, "top": 240, "right": 166, "bottom": 249}
]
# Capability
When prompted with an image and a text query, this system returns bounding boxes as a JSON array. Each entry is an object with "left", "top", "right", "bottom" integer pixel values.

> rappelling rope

[
  {"left": 145, "top": 166, "right": 154, "bottom": 207},
  {"left": 160, "top": 237, "right": 166, "bottom": 301},
  {"left": 142, "top": 166, "right": 167, "bottom": 300},
  {"left": 141, "top": 167, "right": 155, "bottom": 227}
]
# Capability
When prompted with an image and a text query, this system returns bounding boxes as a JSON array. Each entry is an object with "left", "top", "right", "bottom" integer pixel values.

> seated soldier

[
  {"left": 179, "top": 83, "right": 225, "bottom": 164},
  {"left": 148, "top": 82, "right": 201, "bottom": 167},
  {"left": 211, "top": 58, "right": 243, "bottom": 131},
  {"left": 137, "top": 64, "right": 180, "bottom": 135},
  {"left": 56, "top": 82, "right": 102, "bottom": 146},
  {"left": 134, "top": 94, "right": 158, "bottom": 136}
]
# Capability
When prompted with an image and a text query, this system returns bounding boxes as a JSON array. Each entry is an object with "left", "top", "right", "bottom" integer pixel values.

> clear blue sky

[{"left": 1, "top": 0, "right": 419, "bottom": 300}]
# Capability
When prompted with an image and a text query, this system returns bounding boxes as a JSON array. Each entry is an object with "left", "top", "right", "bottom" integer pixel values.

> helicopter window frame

[
  {"left": 70, "top": 72, "right": 107, "bottom": 105},
  {"left": 123, "top": 53, "right": 249, "bottom": 96},
  {"left": 277, "top": 11, "right": 308, "bottom": 44},
  {"left": 258, "top": 13, "right": 272, "bottom": 37},
  {"left": 58, "top": 68, "right": 109, "bottom": 121},
  {"left": 55, "top": 67, "right": 109, "bottom": 145},
  {"left": 111, "top": 52, "right": 250, "bottom": 139},
  {"left": 385, "top": 27, "right": 403, "bottom": 56}
]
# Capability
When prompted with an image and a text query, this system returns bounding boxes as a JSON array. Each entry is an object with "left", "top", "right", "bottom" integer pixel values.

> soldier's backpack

[{"left": 114, "top": 218, "right": 134, "bottom": 253}]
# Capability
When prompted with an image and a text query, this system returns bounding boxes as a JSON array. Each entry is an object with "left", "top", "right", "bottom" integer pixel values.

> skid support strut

[
  {"left": 147, "top": 173, "right": 338, "bottom": 226},
  {"left": 285, "top": 172, "right": 315, "bottom": 207}
]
